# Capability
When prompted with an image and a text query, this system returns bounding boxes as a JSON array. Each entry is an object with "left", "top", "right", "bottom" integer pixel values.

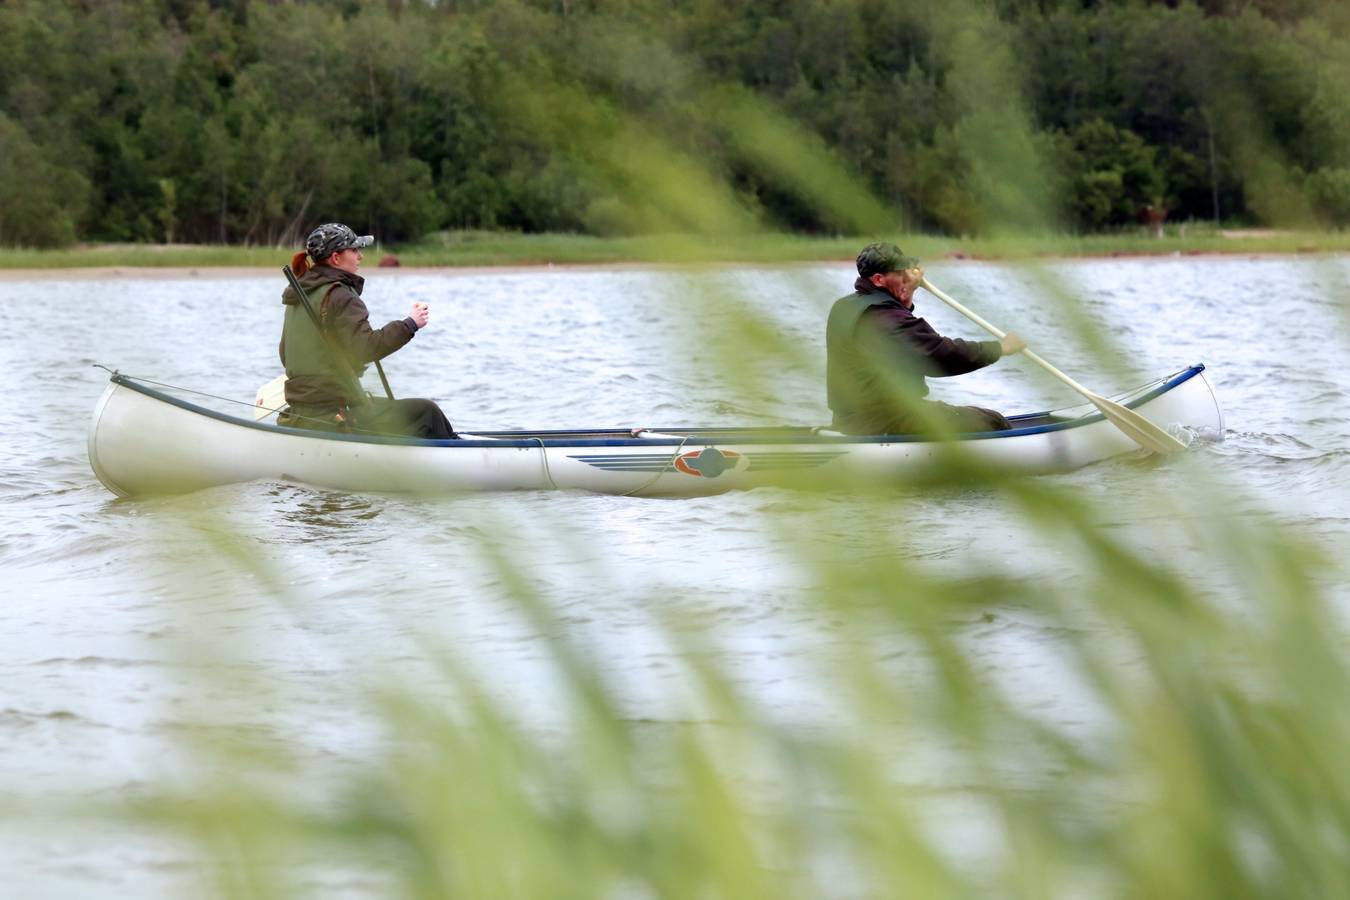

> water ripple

[{"left": 0, "top": 259, "right": 1347, "bottom": 893}]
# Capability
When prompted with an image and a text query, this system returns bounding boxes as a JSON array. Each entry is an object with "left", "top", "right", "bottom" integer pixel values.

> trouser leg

[
  {"left": 946, "top": 404, "right": 1012, "bottom": 432},
  {"left": 883, "top": 401, "right": 1012, "bottom": 434},
  {"left": 355, "top": 398, "right": 459, "bottom": 439},
  {"left": 277, "top": 407, "right": 343, "bottom": 431}
]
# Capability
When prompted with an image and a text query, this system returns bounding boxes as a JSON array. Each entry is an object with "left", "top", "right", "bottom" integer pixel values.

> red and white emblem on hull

[{"left": 674, "top": 447, "right": 742, "bottom": 478}]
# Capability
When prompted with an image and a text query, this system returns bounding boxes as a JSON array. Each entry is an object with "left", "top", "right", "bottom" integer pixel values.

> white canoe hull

[{"left": 88, "top": 366, "right": 1223, "bottom": 498}]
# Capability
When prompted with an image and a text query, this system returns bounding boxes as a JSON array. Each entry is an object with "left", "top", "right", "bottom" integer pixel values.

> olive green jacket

[
  {"left": 826, "top": 279, "right": 1002, "bottom": 433},
  {"left": 278, "top": 266, "right": 415, "bottom": 409}
]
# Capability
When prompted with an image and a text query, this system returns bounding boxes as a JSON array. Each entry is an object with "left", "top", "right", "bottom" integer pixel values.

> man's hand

[
  {"left": 409, "top": 302, "right": 430, "bottom": 329},
  {"left": 1000, "top": 332, "right": 1026, "bottom": 356}
]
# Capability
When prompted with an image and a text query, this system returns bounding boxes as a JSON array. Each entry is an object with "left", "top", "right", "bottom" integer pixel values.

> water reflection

[{"left": 267, "top": 483, "right": 383, "bottom": 544}]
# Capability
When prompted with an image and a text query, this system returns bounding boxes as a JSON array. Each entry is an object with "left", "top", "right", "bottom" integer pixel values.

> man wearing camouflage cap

[
  {"left": 825, "top": 242, "right": 1025, "bottom": 435},
  {"left": 279, "top": 222, "right": 457, "bottom": 439}
]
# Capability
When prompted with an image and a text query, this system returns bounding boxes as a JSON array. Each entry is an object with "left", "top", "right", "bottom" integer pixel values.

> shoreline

[
  {"left": 5, "top": 228, "right": 1350, "bottom": 280},
  {"left": 0, "top": 262, "right": 666, "bottom": 281},
  {"left": 2, "top": 248, "right": 1346, "bottom": 281}
]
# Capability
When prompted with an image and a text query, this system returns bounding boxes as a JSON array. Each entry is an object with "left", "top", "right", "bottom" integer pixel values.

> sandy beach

[
  {"left": 5, "top": 250, "right": 1343, "bottom": 282},
  {"left": 0, "top": 262, "right": 681, "bottom": 281}
]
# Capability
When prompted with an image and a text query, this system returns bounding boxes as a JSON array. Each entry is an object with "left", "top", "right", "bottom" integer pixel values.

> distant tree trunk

[
  {"left": 1203, "top": 108, "right": 1220, "bottom": 225},
  {"left": 243, "top": 206, "right": 264, "bottom": 246},
  {"left": 158, "top": 178, "right": 177, "bottom": 244},
  {"left": 368, "top": 58, "right": 381, "bottom": 155},
  {"left": 283, "top": 189, "right": 314, "bottom": 248},
  {"left": 219, "top": 166, "right": 229, "bottom": 245}
]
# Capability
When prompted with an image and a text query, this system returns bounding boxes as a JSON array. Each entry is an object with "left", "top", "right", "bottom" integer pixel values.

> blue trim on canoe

[{"left": 108, "top": 364, "right": 1205, "bottom": 449}]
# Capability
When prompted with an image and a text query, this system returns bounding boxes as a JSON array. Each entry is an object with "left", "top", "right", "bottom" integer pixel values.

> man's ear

[{"left": 869, "top": 273, "right": 887, "bottom": 288}]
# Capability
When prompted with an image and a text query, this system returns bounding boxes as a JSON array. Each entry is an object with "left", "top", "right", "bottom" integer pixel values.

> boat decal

[
  {"left": 569, "top": 448, "right": 842, "bottom": 478},
  {"left": 567, "top": 453, "right": 676, "bottom": 472},
  {"left": 745, "top": 451, "right": 848, "bottom": 471},
  {"left": 674, "top": 448, "right": 743, "bottom": 478}
]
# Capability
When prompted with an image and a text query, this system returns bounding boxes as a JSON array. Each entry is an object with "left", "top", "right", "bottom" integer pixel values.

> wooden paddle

[{"left": 919, "top": 277, "right": 1188, "bottom": 455}]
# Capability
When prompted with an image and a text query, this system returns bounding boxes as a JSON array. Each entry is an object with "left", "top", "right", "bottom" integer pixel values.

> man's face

[{"left": 870, "top": 266, "right": 923, "bottom": 307}]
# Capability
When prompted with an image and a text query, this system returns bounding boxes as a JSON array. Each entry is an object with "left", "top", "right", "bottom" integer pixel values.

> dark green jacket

[
  {"left": 278, "top": 266, "right": 416, "bottom": 409},
  {"left": 826, "top": 279, "right": 1002, "bottom": 434}
]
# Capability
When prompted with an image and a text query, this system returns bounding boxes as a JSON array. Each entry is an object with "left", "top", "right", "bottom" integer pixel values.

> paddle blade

[
  {"left": 1087, "top": 393, "right": 1189, "bottom": 455},
  {"left": 254, "top": 374, "right": 288, "bottom": 421}
]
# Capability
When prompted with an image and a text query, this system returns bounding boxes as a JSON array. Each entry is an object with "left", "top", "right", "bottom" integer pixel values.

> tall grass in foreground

[
  {"left": 66, "top": 2, "right": 1350, "bottom": 896},
  {"left": 121, "top": 257, "right": 1350, "bottom": 898},
  {"left": 129, "top": 434, "right": 1350, "bottom": 899}
]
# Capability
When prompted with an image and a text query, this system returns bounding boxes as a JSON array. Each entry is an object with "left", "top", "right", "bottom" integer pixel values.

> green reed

[
  {"left": 111, "top": 251, "right": 1349, "bottom": 897},
  {"left": 37, "top": 1, "right": 1350, "bottom": 896},
  {"left": 114, "top": 440, "right": 1349, "bottom": 899}
]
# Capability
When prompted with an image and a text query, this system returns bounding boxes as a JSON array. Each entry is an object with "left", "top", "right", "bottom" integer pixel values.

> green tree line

[{"left": 2, "top": 0, "right": 1349, "bottom": 247}]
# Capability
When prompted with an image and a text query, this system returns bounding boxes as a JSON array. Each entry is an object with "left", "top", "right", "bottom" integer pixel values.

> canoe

[{"left": 88, "top": 365, "right": 1223, "bottom": 498}]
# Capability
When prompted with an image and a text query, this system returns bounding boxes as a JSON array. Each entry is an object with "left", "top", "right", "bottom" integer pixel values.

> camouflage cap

[
  {"left": 305, "top": 223, "right": 374, "bottom": 261},
  {"left": 856, "top": 242, "right": 920, "bottom": 278}
]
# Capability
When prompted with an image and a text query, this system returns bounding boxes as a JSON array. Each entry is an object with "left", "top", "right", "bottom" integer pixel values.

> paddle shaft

[
  {"left": 282, "top": 265, "right": 395, "bottom": 402},
  {"left": 918, "top": 277, "right": 1188, "bottom": 454},
  {"left": 374, "top": 356, "right": 395, "bottom": 399}
]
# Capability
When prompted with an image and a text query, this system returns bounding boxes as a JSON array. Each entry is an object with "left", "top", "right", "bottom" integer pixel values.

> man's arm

[{"left": 883, "top": 311, "right": 1003, "bottom": 377}]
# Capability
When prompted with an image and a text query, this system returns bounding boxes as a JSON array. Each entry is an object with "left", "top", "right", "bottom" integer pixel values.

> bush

[
  {"left": 1051, "top": 119, "right": 1166, "bottom": 231},
  {"left": 0, "top": 113, "right": 89, "bottom": 247},
  {"left": 1307, "top": 167, "right": 1350, "bottom": 227}
]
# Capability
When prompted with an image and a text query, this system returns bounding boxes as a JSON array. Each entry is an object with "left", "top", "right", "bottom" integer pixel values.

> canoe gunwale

[{"left": 104, "top": 365, "right": 1207, "bottom": 449}]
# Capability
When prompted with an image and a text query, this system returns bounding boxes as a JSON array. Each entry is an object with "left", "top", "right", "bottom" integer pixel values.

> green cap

[{"left": 856, "top": 242, "right": 919, "bottom": 277}]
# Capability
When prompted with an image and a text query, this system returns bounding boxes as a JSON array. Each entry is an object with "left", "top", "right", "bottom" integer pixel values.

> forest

[{"left": 2, "top": 0, "right": 1349, "bottom": 247}]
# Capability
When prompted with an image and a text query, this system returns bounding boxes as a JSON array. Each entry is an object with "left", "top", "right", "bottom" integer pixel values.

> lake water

[{"left": 2, "top": 257, "right": 1348, "bottom": 895}]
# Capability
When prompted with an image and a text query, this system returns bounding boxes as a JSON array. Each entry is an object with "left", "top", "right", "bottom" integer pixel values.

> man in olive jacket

[
  {"left": 826, "top": 242, "right": 1025, "bottom": 435},
  {"left": 279, "top": 223, "right": 457, "bottom": 439}
]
